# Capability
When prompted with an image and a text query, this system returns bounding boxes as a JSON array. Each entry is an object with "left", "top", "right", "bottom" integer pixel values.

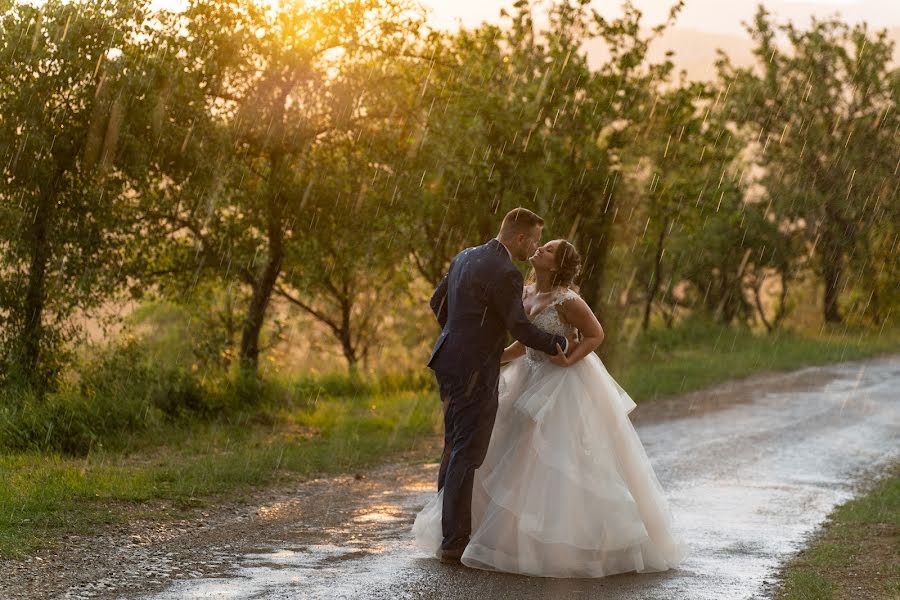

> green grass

[
  {"left": 781, "top": 572, "right": 835, "bottom": 600},
  {"left": 0, "top": 389, "right": 442, "bottom": 557},
  {"left": 1, "top": 319, "right": 897, "bottom": 559},
  {"left": 777, "top": 465, "right": 900, "bottom": 600},
  {"left": 616, "top": 319, "right": 900, "bottom": 402}
]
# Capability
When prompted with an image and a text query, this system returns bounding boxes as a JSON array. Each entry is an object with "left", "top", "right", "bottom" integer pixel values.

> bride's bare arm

[
  {"left": 501, "top": 341, "right": 526, "bottom": 363},
  {"left": 551, "top": 297, "right": 604, "bottom": 366}
]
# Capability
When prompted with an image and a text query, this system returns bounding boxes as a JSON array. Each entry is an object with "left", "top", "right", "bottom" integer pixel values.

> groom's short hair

[{"left": 500, "top": 207, "right": 544, "bottom": 237}]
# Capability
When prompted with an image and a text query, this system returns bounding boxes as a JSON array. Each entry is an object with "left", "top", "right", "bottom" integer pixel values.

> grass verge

[
  {"left": 616, "top": 320, "right": 900, "bottom": 402},
  {"left": 0, "top": 389, "right": 441, "bottom": 558},
  {"left": 776, "top": 464, "right": 899, "bottom": 600}
]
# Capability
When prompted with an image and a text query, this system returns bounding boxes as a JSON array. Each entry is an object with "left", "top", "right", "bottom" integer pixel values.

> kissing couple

[{"left": 413, "top": 207, "right": 687, "bottom": 578}]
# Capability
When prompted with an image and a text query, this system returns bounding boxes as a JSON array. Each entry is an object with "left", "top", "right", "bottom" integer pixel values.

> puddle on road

[
  {"left": 352, "top": 503, "right": 406, "bottom": 524},
  {"left": 148, "top": 496, "right": 432, "bottom": 600},
  {"left": 145, "top": 358, "right": 900, "bottom": 600}
]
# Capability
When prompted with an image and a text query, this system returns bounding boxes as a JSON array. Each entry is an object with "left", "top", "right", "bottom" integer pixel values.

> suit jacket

[{"left": 427, "top": 239, "right": 567, "bottom": 392}]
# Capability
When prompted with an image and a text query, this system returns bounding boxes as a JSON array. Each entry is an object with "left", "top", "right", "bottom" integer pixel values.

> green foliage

[
  {"left": 631, "top": 313, "right": 735, "bottom": 353},
  {"left": 0, "top": 0, "right": 183, "bottom": 390},
  {"left": 0, "top": 342, "right": 217, "bottom": 454},
  {"left": 405, "top": 0, "right": 682, "bottom": 311},
  {"left": 627, "top": 79, "right": 796, "bottom": 329},
  {"left": 129, "top": 288, "right": 245, "bottom": 371},
  {"left": 141, "top": 0, "right": 426, "bottom": 375},
  {"left": 719, "top": 7, "right": 899, "bottom": 325},
  {"left": 277, "top": 114, "right": 420, "bottom": 369},
  {"left": 286, "top": 370, "right": 436, "bottom": 402},
  {"left": 0, "top": 0, "right": 896, "bottom": 393},
  {"left": 831, "top": 473, "right": 900, "bottom": 527},
  {"left": 0, "top": 332, "right": 436, "bottom": 456}
]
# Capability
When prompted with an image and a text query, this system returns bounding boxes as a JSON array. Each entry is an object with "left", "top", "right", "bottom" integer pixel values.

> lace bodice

[{"left": 525, "top": 288, "right": 579, "bottom": 367}]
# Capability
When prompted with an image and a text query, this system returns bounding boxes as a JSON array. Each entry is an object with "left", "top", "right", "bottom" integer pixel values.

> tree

[
  {"left": 720, "top": 7, "right": 898, "bottom": 323},
  {"left": 405, "top": 0, "right": 682, "bottom": 330},
  {"left": 146, "top": 0, "right": 424, "bottom": 377},
  {"left": 627, "top": 81, "right": 712, "bottom": 330},
  {"left": 0, "top": 0, "right": 171, "bottom": 391},
  {"left": 667, "top": 195, "right": 794, "bottom": 326},
  {"left": 276, "top": 139, "right": 415, "bottom": 371},
  {"left": 620, "top": 69, "right": 801, "bottom": 330},
  {"left": 551, "top": 0, "right": 682, "bottom": 323}
]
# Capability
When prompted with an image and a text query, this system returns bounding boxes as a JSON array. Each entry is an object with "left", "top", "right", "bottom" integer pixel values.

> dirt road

[{"left": 3, "top": 355, "right": 898, "bottom": 600}]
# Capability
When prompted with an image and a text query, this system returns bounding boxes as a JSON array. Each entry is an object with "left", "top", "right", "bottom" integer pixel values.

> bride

[{"left": 413, "top": 239, "right": 687, "bottom": 578}]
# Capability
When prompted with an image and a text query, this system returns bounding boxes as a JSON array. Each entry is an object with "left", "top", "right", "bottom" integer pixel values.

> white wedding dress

[{"left": 413, "top": 289, "right": 687, "bottom": 578}]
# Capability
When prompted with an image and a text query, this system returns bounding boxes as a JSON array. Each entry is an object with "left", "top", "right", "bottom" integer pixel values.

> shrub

[{"left": 0, "top": 341, "right": 222, "bottom": 455}]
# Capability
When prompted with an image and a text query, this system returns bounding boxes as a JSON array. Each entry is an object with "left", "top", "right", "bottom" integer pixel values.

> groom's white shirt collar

[{"left": 495, "top": 238, "right": 513, "bottom": 261}]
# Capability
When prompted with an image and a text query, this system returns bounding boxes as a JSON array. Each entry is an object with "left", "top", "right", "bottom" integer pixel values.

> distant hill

[{"left": 583, "top": 26, "right": 900, "bottom": 82}]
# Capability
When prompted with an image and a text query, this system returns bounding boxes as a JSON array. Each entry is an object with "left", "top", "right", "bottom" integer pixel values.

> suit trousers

[{"left": 434, "top": 369, "right": 499, "bottom": 551}]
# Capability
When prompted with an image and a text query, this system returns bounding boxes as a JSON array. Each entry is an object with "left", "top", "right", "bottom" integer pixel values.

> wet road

[{"left": 140, "top": 355, "right": 899, "bottom": 600}]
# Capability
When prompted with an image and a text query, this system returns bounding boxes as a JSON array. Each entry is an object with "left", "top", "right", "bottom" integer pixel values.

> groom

[{"left": 428, "top": 207, "right": 570, "bottom": 563}]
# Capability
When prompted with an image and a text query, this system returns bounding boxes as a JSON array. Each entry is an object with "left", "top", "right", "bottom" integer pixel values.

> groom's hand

[{"left": 550, "top": 343, "right": 572, "bottom": 367}]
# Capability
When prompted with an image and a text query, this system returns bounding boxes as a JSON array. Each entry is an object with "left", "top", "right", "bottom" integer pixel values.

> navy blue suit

[{"left": 428, "top": 238, "right": 567, "bottom": 552}]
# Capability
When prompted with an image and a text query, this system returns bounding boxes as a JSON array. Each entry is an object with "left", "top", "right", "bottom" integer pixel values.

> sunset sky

[
  {"left": 420, "top": 0, "right": 900, "bottom": 33},
  {"left": 147, "top": 0, "right": 900, "bottom": 34},
  {"left": 147, "top": 0, "right": 900, "bottom": 78}
]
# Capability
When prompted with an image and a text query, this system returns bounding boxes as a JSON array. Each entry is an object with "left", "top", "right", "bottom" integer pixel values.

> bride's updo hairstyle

[{"left": 552, "top": 240, "right": 582, "bottom": 290}]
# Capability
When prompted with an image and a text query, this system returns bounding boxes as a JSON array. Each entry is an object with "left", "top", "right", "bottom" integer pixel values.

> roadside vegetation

[{"left": 776, "top": 464, "right": 899, "bottom": 600}]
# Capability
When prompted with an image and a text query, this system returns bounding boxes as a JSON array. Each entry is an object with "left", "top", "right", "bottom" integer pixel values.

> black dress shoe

[{"left": 439, "top": 547, "right": 465, "bottom": 564}]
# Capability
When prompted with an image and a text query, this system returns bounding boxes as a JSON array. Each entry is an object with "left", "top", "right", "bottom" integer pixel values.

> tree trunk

[
  {"left": 821, "top": 246, "right": 843, "bottom": 323},
  {"left": 336, "top": 294, "right": 358, "bottom": 374},
  {"left": 239, "top": 255, "right": 282, "bottom": 376},
  {"left": 577, "top": 213, "right": 614, "bottom": 311},
  {"left": 642, "top": 217, "right": 668, "bottom": 331},
  {"left": 238, "top": 83, "right": 292, "bottom": 377},
  {"left": 716, "top": 275, "right": 733, "bottom": 324},
  {"left": 576, "top": 210, "right": 618, "bottom": 364},
  {"left": 641, "top": 290, "right": 654, "bottom": 331},
  {"left": 19, "top": 165, "right": 64, "bottom": 394},
  {"left": 752, "top": 280, "right": 773, "bottom": 332},
  {"left": 21, "top": 198, "right": 51, "bottom": 391},
  {"left": 239, "top": 194, "right": 285, "bottom": 376},
  {"left": 340, "top": 335, "right": 359, "bottom": 374},
  {"left": 713, "top": 248, "right": 752, "bottom": 325}
]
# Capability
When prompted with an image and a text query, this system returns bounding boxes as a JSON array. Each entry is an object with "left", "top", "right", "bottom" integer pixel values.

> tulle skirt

[{"left": 412, "top": 353, "right": 687, "bottom": 578}]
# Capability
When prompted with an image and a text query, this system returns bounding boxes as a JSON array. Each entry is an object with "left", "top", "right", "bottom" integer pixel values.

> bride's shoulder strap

[{"left": 551, "top": 287, "right": 581, "bottom": 306}]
